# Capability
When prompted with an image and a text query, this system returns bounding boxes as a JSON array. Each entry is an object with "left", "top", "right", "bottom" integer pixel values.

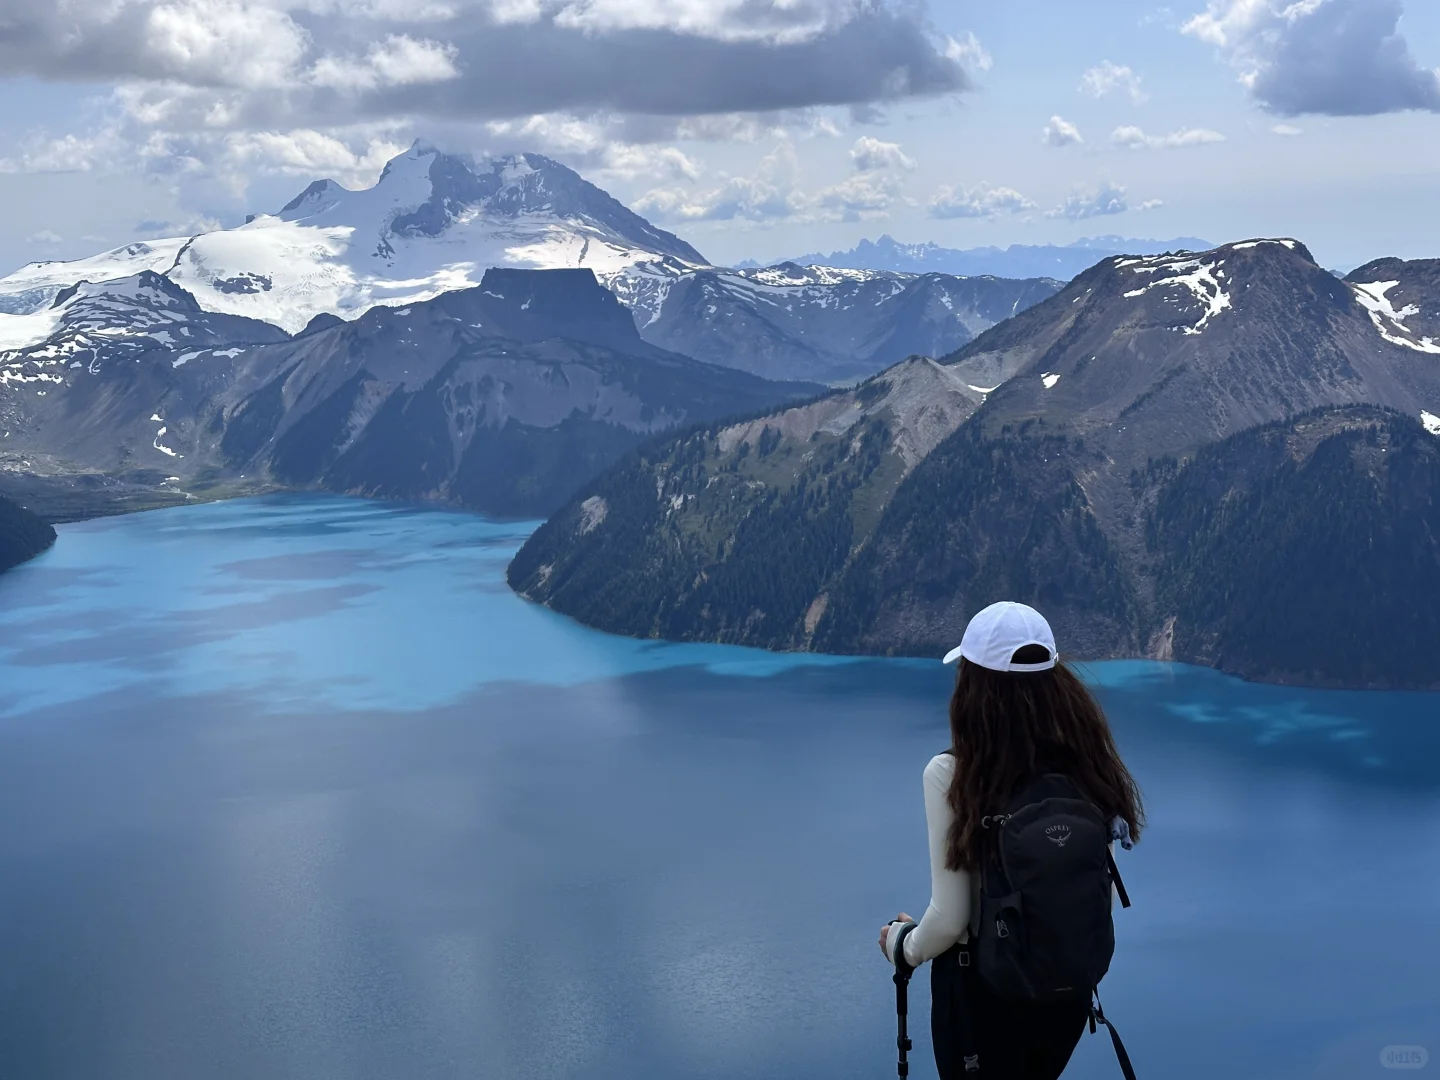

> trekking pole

[
  {"left": 891, "top": 924, "right": 917, "bottom": 1078},
  {"left": 893, "top": 967, "right": 912, "bottom": 1078}
]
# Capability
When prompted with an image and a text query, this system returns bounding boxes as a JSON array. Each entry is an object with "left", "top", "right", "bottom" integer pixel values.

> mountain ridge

[{"left": 1, "top": 267, "right": 821, "bottom": 521}]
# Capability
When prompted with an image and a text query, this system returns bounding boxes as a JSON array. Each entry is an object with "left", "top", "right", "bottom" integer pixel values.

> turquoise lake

[{"left": 0, "top": 494, "right": 1436, "bottom": 1080}]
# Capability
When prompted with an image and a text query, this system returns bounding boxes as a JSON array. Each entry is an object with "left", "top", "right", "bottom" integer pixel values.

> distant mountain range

[
  {"left": 509, "top": 240, "right": 1440, "bottom": 690},
  {"left": 738, "top": 234, "right": 1215, "bottom": 282},
  {"left": 0, "top": 267, "right": 818, "bottom": 522},
  {"left": 615, "top": 262, "right": 1060, "bottom": 383}
]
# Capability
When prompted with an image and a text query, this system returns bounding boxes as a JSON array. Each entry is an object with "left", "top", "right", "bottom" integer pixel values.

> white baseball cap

[{"left": 942, "top": 601, "right": 1058, "bottom": 672}]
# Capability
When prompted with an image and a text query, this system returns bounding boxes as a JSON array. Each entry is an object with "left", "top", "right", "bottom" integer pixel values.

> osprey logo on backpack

[{"left": 1046, "top": 824, "right": 1072, "bottom": 847}]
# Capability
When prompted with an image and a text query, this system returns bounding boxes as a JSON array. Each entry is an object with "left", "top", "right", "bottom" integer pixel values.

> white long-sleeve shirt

[{"left": 887, "top": 752, "right": 976, "bottom": 967}]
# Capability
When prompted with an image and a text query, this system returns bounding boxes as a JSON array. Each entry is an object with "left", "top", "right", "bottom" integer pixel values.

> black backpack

[
  {"left": 890, "top": 765, "right": 1137, "bottom": 1080},
  {"left": 973, "top": 771, "right": 1131, "bottom": 1004}
]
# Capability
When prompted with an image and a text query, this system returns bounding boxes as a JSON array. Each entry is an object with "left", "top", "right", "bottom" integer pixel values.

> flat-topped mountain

[
  {"left": 510, "top": 238, "right": 1440, "bottom": 689},
  {"left": 1, "top": 267, "right": 819, "bottom": 520}
]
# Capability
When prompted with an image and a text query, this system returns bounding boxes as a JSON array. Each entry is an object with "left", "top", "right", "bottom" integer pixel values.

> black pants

[{"left": 930, "top": 943, "right": 1090, "bottom": 1080}]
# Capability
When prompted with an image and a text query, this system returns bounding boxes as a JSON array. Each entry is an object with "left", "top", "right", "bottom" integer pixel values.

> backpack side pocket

[{"left": 975, "top": 889, "right": 1035, "bottom": 1001}]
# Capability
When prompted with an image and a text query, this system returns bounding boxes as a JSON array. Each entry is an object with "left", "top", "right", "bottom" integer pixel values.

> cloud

[
  {"left": 140, "top": 0, "right": 310, "bottom": 89},
  {"left": 218, "top": 129, "right": 411, "bottom": 183},
  {"left": 1271, "top": 123, "right": 1303, "bottom": 135},
  {"left": 538, "top": 0, "right": 865, "bottom": 44},
  {"left": 483, "top": 114, "right": 701, "bottom": 182},
  {"left": 132, "top": 213, "right": 225, "bottom": 237},
  {"left": 635, "top": 134, "right": 917, "bottom": 225},
  {"left": 1079, "top": 60, "right": 1147, "bottom": 104},
  {"left": 1110, "top": 125, "right": 1226, "bottom": 149},
  {"left": 0, "top": 132, "right": 118, "bottom": 173},
  {"left": 26, "top": 230, "right": 65, "bottom": 245},
  {"left": 850, "top": 136, "right": 916, "bottom": 172},
  {"left": 634, "top": 142, "right": 805, "bottom": 223},
  {"left": 1042, "top": 115, "right": 1083, "bottom": 147},
  {"left": 1047, "top": 181, "right": 1129, "bottom": 220},
  {"left": 944, "top": 30, "right": 992, "bottom": 73},
  {"left": 309, "top": 35, "right": 460, "bottom": 91},
  {"left": 0, "top": 0, "right": 972, "bottom": 130},
  {"left": 929, "top": 182, "right": 1035, "bottom": 219},
  {"left": 1183, "top": 0, "right": 1440, "bottom": 115},
  {"left": 1138, "top": 198, "right": 1165, "bottom": 210},
  {"left": 811, "top": 171, "right": 905, "bottom": 221}
]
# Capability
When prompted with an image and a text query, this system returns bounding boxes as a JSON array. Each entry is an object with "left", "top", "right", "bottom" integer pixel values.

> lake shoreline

[{"left": 8, "top": 487, "right": 1435, "bottom": 696}]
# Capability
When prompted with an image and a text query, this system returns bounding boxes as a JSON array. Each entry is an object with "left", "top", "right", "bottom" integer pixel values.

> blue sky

[{"left": 1, "top": 0, "right": 1437, "bottom": 274}]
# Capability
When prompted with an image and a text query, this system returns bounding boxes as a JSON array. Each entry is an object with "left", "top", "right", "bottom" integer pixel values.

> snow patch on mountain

[
  {"left": 0, "top": 240, "right": 190, "bottom": 318},
  {"left": 1422, "top": 411, "right": 1440, "bottom": 435},
  {"left": 1231, "top": 238, "right": 1297, "bottom": 251},
  {"left": 1121, "top": 253, "right": 1233, "bottom": 335},
  {"left": 1352, "top": 280, "right": 1440, "bottom": 355}
]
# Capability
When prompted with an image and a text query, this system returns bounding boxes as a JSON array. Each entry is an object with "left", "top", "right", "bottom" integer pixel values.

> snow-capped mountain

[
  {"left": 0, "top": 144, "right": 1064, "bottom": 387},
  {"left": 0, "top": 143, "right": 707, "bottom": 341},
  {"left": 0, "top": 272, "right": 286, "bottom": 392},
  {"left": 1346, "top": 257, "right": 1440, "bottom": 355}
]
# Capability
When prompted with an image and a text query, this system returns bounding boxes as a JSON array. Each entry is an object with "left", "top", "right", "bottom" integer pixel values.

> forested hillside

[{"left": 0, "top": 495, "right": 56, "bottom": 574}]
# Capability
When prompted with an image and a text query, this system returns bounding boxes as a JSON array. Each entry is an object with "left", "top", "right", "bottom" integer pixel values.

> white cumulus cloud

[
  {"left": 929, "top": 182, "right": 1036, "bottom": 219},
  {"left": 1047, "top": 181, "right": 1130, "bottom": 220},
  {"left": 1042, "top": 115, "right": 1083, "bottom": 147},
  {"left": 1183, "top": 0, "right": 1440, "bottom": 115},
  {"left": 850, "top": 136, "right": 916, "bottom": 172},
  {"left": 309, "top": 35, "right": 460, "bottom": 90},
  {"left": 1110, "top": 125, "right": 1226, "bottom": 149},
  {"left": 945, "top": 30, "right": 992, "bottom": 72},
  {"left": 1079, "top": 60, "right": 1147, "bottom": 104},
  {"left": 634, "top": 142, "right": 806, "bottom": 223}
]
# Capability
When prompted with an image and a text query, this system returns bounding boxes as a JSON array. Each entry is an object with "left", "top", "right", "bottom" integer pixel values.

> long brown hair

[{"left": 944, "top": 647, "right": 1144, "bottom": 872}]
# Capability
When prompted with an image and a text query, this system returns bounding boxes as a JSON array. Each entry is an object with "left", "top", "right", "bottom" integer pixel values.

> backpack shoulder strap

[
  {"left": 1090, "top": 993, "right": 1138, "bottom": 1080},
  {"left": 1106, "top": 847, "right": 1132, "bottom": 909}
]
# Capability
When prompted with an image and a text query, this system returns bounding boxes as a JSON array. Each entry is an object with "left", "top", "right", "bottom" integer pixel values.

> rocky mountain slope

[
  {"left": 216, "top": 268, "right": 819, "bottom": 516},
  {"left": 509, "top": 239, "right": 1440, "bottom": 689},
  {"left": 1, "top": 267, "right": 818, "bottom": 520},
  {"left": 0, "top": 493, "right": 54, "bottom": 574}
]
